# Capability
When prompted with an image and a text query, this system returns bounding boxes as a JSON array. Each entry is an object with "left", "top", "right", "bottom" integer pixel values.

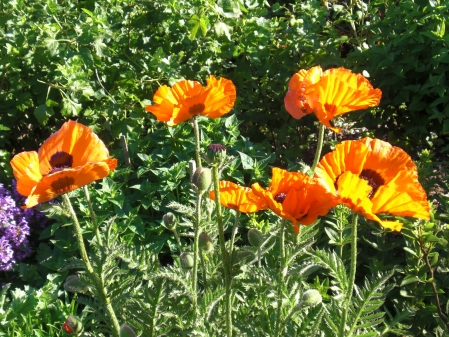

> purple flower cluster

[{"left": 0, "top": 181, "right": 48, "bottom": 271}]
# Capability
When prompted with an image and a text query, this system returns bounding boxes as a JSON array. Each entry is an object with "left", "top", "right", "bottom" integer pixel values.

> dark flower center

[
  {"left": 50, "top": 152, "right": 73, "bottom": 170},
  {"left": 189, "top": 103, "right": 205, "bottom": 116},
  {"left": 50, "top": 176, "right": 75, "bottom": 194},
  {"left": 208, "top": 144, "right": 227, "bottom": 152},
  {"left": 359, "top": 169, "right": 385, "bottom": 198},
  {"left": 274, "top": 193, "right": 287, "bottom": 203}
]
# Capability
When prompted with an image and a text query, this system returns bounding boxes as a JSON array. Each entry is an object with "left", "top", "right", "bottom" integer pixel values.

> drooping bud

[
  {"left": 233, "top": 249, "right": 256, "bottom": 265},
  {"left": 120, "top": 324, "right": 137, "bottom": 337},
  {"left": 163, "top": 212, "right": 177, "bottom": 230},
  {"left": 192, "top": 167, "right": 212, "bottom": 194},
  {"left": 198, "top": 232, "right": 214, "bottom": 251},
  {"left": 302, "top": 289, "right": 322, "bottom": 306},
  {"left": 64, "top": 275, "right": 88, "bottom": 294},
  {"left": 180, "top": 252, "right": 194, "bottom": 270},
  {"left": 247, "top": 228, "right": 264, "bottom": 248},
  {"left": 62, "top": 315, "right": 83, "bottom": 335},
  {"left": 207, "top": 144, "right": 227, "bottom": 166}
]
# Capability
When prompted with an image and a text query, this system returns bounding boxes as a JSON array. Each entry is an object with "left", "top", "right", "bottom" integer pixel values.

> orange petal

[
  {"left": 38, "top": 121, "right": 112, "bottom": 176},
  {"left": 201, "top": 75, "right": 236, "bottom": 119},
  {"left": 10, "top": 151, "right": 42, "bottom": 197},
  {"left": 145, "top": 85, "right": 176, "bottom": 122},
  {"left": 210, "top": 180, "right": 267, "bottom": 213},
  {"left": 23, "top": 162, "right": 112, "bottom": 208}
]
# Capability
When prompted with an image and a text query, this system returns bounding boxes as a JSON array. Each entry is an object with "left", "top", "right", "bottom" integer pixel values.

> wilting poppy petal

[
  {"left": 315, "top": 138, "right": 430, "bottom": 231},
  {"left": 209, "top": 180, "right": 267, "bottom": 213},
  {"left": 10, "top": 120, "right": 117, "bottom": 208},
  {"left": 145, "top": 75, "right": 236, "bottom": 126}
]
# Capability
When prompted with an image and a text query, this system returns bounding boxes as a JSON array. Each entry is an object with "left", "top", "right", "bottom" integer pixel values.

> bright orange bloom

[
  {"left": 251, "top": 168, "right": 338, "bottom": 233},
  {"left": 145, "top": 75, "right": 236, "bottom": 126},
  {"left": 11, "top": 120, "right": 118, "bottom": 208},
  {"left": 314, "top": 138, "right": 430, "bottom": 231},
  {"left": 209, "top": 181, "right": 267, "bottom": 213},
  {"left": 284, "top": 66, "right": 382, "bottom": 133}
]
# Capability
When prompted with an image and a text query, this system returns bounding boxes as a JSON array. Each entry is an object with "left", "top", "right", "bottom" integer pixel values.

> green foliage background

[{"left": 1, "top": 0, "right": 449, "bottom": 336}]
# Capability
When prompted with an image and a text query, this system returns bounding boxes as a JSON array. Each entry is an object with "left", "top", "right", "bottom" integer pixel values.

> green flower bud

[
  {"left": 63, "top": 315, "right": 83, "bottom": 335},
  {"left": 163, "top": 212, "right": 177, "bottom": 230},
  {"left": 180, "top": 252, "right": 194, "bottom": 270},
  {"left": 247, "top": 228, "right": 264, "bottom": 248},
  {"left": 198, "top": 232, "right": 214, "bottom": 251},
  {"left": 302, "top": 289, "right": 322, "bottom": 306},
  {"left": 64, "top": 275, "right": 88, "bottom": 294},
  {"left": 192, "top": 167, "right": 212, "bottom": 194},
  {"left": 233, "top": 249, "right": 256, "bottom": 265},
  {"left": 120, "top": 324, "right": 137, "bottom": 337},
  {"left": 207, "top": 144, "right": 227, "bottom": 166}
]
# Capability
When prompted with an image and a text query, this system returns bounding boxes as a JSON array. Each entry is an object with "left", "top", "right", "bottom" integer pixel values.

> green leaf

[
  {"left": 187, "top": 15, "right": 201, "bottom": 40},
  {"left": 199, "top": 17, "right": 208, "bottom": 37},
  {"left": 238, "top": 151, "right": 254, "bottom": 169},
  {"left": 34, "top": 104, "right": 54, "bottom": 126},
  {"left": 214, "top": 22, "right": 232, "bottom": 41}
]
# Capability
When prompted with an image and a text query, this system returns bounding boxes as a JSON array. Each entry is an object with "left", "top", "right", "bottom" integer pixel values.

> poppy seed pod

[
  {"left": 247, "top": 228, "right": 264, "bottom": 248},
  {"left": 180, "top": 252, "right": 194, "bottom": 269},
  {"left": 207, "top": 144, "right": 227, "bottom": 166},
  {"left": 233, "top": 249, "right": 256, "bottom": 265},
  {"left": 163, "top": 212, "right": 177, "bottom": 230},
  {"left": 302, "top": 289, "right": 322, "bottom": 306},
  {"left": 192, "top": 167, "right": 212, "bottom": 194},
  {"left": 198, "top": 232, "right": 214, "bottom": 251},
  {"left": 62, "top": 315, "right": 83, "bottom": 335},
  {"left": 120, "top": 324, "right": 137, "bottom": 337}
]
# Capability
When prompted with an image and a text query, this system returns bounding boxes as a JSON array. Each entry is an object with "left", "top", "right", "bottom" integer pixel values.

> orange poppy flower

[
  {"left": 314, "top": 138, "right": 430, "bottom": 231},
  {"left": 251, "top": 168, "right": 338, "bottom": 233},
  {"left": 145, "top": 75, "right": 236, "bottom": 126},
  {"left": 10, "top": 120, "right": 118, "bottom": 208},
  {"left": 284, "top": 66, "right": 382, "bottom": 133},
  {"left": 209, "top": 181, "right": 267, "bottom": 213}
]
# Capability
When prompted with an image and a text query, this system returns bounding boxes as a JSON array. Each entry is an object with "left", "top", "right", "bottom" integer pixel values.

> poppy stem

[
  {"left": 275, "top": 219, "right": 286, "bottom": 337},
  {"left": 192, "top": 117, "right": 202, "bottom": 168},
  {"left": 212, "top": 165, "right": 233, "bottom": 337},
  {"left": 310, "top": 123, "right": 326, "bottom": 174},
  {"left": 229, "top": 211, "right": 240, "bottom": 261},
  {"left": 83, "top": 185, "right": 103, "bottom": 247},
  {"left": 192, "top": 192, "right": 202, "bottom": 317},
  {"left": 62, "top": 193, "right": 121, "bottom": 337},
  {"left": 339, "top": 212, "right": 358, "bottom": 337}
]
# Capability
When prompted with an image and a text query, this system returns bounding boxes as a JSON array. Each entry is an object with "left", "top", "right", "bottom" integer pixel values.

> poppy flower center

[
  {"left": 274, "top": 192, "right": 287, "bottom": 203},
  {"left": 359, "top": 169, "right": 385, "bottom": 198},
  {"left": 50, "top": 176, "right": 75, "bottom": 194},
  {"left": 189, "top": 103, "right": 205, "bottom": 116},
  {"left": 49, "top": 152, "right": 73, "bottom": 171}
]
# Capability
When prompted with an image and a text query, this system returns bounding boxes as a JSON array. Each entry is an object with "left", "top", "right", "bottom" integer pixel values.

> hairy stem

[
  {"left": 83, "top": 185, "right": 103, "bottom": 247},
  {"left": 192, "top": 116, "right": 202, "bottom": 168},
  {"left": 212, "top": 165, "right": 232, "bottom": 337},
  {"left": 339, "top": 212, "right": 358, "bottom": 337},
  {"left": 62, "top": 194, "right": 121, "bottom": 337},
  {"left": 310, "top": 123, "right": 326, "bottom": 173},
  {"left": 275, "top": 219, "right": 286, "bottom": 336},
  {"left": 192, "top": 193, "right": 203, "bottom": 314}
]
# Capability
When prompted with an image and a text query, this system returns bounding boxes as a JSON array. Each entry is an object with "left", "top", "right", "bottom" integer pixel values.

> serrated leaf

[
  {"left": 199, "top": 17, "right": 208, "bottom": 37},
  {"left": 214, "top": 22, "right": 232, "bottom": 41},
  {"left": 238, "top": 151, "right": 254, "bottom": 169},
  {"left": 187, "top": 15, "right": 201, "bottom": 40}
]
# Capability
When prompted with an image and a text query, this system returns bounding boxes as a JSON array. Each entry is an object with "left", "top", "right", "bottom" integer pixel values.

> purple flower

[{"left": 0, "top": 181, "right": 48, "bottom": 271}]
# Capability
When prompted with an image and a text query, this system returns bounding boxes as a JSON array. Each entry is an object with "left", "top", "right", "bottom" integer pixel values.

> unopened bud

[
  {"left": 63, "top": 315, "right": 83, "bottom": 335},
  {"left": 163, "top": 212, "right": 177, "bottom": 230},
  {"left": 302, "top": 289, "right": 322, "bottom": 306},
  {"left": 248, "top": 228, "right": 264, "bottom": 248},
  {"left": 192, "top": 167, "right": 212, "bottom": 194},
  {"left": 198, "top": 232, "right": 214, "bottom": 251},
  {"left": 64, "top": 275, "right": 88, "bottom": 293},
  {"left": 207, "top": 144, "right": 227, "bottom": 166},
  {"left": 233, "top": 249, "right": 256, "bottom": 265},
  {"left": 120, "top": 324, "right": 137, "bottom": 337},
  {"left": 180, "top": 252, "right": 194, "bottom": 269}
]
